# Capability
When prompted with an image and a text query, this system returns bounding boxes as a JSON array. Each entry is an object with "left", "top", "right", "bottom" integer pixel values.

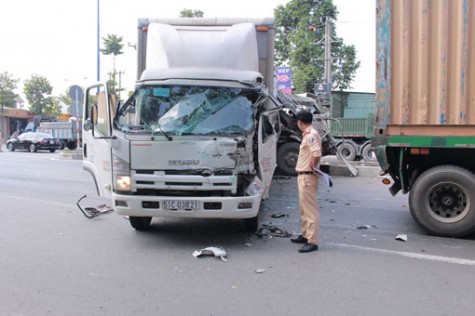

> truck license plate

[{"left": 163, "top": 200, "right": 199, "bottom": 210}]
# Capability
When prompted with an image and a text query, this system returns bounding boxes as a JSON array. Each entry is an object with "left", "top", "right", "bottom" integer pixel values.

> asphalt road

[{"left": 1, "top": 149, "right": 475, "bottom": 316}]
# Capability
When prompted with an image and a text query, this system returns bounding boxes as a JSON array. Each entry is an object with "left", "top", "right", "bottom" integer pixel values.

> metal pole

[
  {"left": 97, "top": 0, "right": 101, "bottom": 82},
  {"left": 324, "top": 17, "right": 332, "bottom": 85}
]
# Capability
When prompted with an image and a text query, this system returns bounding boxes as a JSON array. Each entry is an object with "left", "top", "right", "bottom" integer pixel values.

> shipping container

[{"left": 376, "top": 0, "right": 475, "bottom": 136}]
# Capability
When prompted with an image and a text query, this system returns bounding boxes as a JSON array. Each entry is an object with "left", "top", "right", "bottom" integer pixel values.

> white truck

[{"left": 82, "top": 18, "right": 279, "bottom": 231}]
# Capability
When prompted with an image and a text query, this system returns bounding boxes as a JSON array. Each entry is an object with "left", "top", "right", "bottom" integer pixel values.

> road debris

[
  {"left": 255, "top": 224, "right": 291, "bottom": 238},
  {"left": 395, "top": 234, "right": 408, "bottom": 242},
  {"left": 357, "top": 225, "right": 377, "bottom": 230},
  {"left": 193, "top": 246, "right": 228, "bottom": 262},
  {"left": 76, "top": 195, "right": 113, "bottom": 219},
  {"left": 271, "top": 212, "right": 287, "bottom": 218},
  {"left": 254, "top": 268, "right": 266, "bottom": 274}
]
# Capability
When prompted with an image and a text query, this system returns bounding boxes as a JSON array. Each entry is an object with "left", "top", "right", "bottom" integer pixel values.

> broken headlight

[{"left": 245, "top": 177, "right": 264, "bottom": 196}]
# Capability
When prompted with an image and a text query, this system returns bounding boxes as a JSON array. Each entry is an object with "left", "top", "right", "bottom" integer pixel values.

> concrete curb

[
  {"left": 59, "top": 150, "right": 83, "bottom": 160},
  {"left": 321, "top": 156, "right": 382, "bottom": 178}
]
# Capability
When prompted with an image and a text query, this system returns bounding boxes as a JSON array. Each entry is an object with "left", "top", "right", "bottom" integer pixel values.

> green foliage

[
  {"left": 23, "top": 74, "right": 53, "bottom": 115},
  {"left": 101, "top": 34, "right": 124, "bottom": 99},
  {"left": 43, "top": 99, "right": 62, "bottom": 117},
  {"left": 0, "top": 71, "right": 20, "bottom": 108},
  {"left": 274, "top": 0, "right": 360, "bottom": 92},
  {"left": 100, "top": 34, "right": 124, "bottom": 56},
  {"left": 180, "top": 9, "right": 204, "bottom": 17}
]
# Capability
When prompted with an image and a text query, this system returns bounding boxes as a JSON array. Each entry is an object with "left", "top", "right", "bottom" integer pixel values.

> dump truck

[
  {"left": 330, "top": 92, "right": 376, "bottom": 162},
  {"left": 82, "top": 18, "right": 279, "bottom": 232},
  {"left": 374, "top": 0, "right": 475, "bottom": 237}
]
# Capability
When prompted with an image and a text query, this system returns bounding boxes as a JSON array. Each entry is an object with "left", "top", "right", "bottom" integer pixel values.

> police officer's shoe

[
  {"left": 290, "top": 235, "right": 307, "bottom": 244},
  {"left": 298, "top": 243, "right": 319, "bottom": 253}
]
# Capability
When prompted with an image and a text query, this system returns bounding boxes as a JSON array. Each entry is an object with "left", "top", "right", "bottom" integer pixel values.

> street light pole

[{"left": 97, "top": 0, "right": 101, "bottom": 82}]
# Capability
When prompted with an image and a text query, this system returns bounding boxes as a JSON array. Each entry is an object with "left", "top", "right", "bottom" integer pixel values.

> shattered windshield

[{"left": 118, "top": 85, "right": 258, "bottom": 136}]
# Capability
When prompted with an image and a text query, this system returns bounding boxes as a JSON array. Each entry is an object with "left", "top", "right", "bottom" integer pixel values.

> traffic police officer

[{"left": 291, "top": 110, "right": 321, "bottom": 253}]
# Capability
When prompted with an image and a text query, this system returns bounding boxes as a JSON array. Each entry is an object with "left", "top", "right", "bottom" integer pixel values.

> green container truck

[{"left": 374, "top": 0, "right": 475, "bottom": 237}]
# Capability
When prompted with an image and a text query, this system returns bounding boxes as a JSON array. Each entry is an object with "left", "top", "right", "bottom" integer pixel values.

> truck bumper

[{"left": 112, "top": 193, "right": 262, "bottom": 219}]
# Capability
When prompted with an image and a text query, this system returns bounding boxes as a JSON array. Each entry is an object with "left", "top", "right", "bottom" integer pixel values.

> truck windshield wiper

[{"left": 154, "top": 124, "right": 173, "bottom": 141}]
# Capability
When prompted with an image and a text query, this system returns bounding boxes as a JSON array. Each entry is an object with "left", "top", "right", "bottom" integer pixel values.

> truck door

[
  {"left": 258, "top": 108, "right": 280, "bottom": 199},
  {"left": 82, "top": 83, "right": 114, "bottom": 198}
]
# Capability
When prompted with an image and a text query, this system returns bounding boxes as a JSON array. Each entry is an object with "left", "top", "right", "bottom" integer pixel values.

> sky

[{"left": 0, "top": 0, "right": 375, "bottom": 108}]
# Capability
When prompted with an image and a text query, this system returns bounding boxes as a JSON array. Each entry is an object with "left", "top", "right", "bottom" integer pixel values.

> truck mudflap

[{"left": 112, "top": 193, "right": 262, "bottom": 219}]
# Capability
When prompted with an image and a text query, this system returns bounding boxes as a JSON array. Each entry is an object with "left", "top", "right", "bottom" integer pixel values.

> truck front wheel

[
  {"left": 243, "top": 216, "right": 259, "bottom": 232},
  {"left": 277, "top": 142, "right": 300, "bottom": 176},
  {"left": 129, "top": 216, "right": 152, "bottom": 231},
  {"left": 409, "top": 165, "right": 475, "bottom": 237}
]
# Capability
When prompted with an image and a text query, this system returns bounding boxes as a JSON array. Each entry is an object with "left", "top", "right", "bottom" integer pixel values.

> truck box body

[
  {"left": 375, "top": 0, "right": 475, "bottom": 237},
  {"left": 82, "top": 18, "right": 278, "bottom": 231},
  {"left": 376, "top": 0, "right": 475, "bottom": 138},
  {"left": 137, "top": 18, "right": 275, "bottom": 90}
]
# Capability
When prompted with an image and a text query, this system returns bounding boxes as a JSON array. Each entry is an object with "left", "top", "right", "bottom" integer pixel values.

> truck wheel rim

[
  {"left": 426, "top": 182, "right": 470, "bottom": 223},
  {"left": 285, "top": 153, "right": 298, "bottom": 168}
]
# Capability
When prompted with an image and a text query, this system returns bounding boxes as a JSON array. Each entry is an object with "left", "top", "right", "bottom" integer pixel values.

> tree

[
  {"left": 101, "top": 34, "right": 124, "bottom": 97},
  {"left": 180, "top": 9, "right": 204, "bottom": 17},
  {"left": 23, "top": 74, "right": 53, "bottom": 115},
  {"left": 274, "top": 0, "right": 360, "bottom": 92},
  {"left": 0, "top": 71, "right": 20, "bottom": 108}
]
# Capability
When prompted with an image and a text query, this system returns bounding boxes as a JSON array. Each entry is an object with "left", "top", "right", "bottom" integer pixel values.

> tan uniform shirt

[{"left": 295, "top": 126, "right": 322, "bottom": 172}]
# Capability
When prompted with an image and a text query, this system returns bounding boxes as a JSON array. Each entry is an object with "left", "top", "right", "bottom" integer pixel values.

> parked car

[{"left": 6, "top": 132, "right": 62, "bottom": 153}]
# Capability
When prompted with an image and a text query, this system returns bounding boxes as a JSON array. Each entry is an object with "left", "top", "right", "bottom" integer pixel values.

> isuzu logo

[{"left": 169, "top": 159, "right": 200, "bottom": 166}]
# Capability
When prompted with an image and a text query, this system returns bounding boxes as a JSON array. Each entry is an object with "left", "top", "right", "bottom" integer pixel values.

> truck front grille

[{"left": 131, "top": 170, "right": 237, "bottom": 196}]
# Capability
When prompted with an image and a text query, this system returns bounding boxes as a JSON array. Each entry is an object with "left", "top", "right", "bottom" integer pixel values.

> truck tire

[
  {"left": 409, "top": 165, "right": 475, "bottom": 237},
  {"left": 129, "top": 216, "right": 152, "bottom": 231},
  {"left": 361, "top": 143, "right": 376, "bottom": 162},
  {"left": 337, "top": 142, "right": 357, "bottom": 161},
  {"left": 66, "top": 141, "right": 77, "bottom": 150},
  {"left": 277, "top": 142, "right": 300, "bottom": 176},
  {"left": 243, "top": 215, "right": 259, "bottom": 232}
]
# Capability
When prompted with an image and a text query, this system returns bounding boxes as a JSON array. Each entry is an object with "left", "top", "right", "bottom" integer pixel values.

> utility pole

[
  {"left": 314, "top": 16, "right": 333, "bottom": 107},
  {"left": 323, "top": 17, "right": 332, "bottom": 87}
]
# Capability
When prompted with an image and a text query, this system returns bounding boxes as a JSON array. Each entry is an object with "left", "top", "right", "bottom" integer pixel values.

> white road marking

[
  {"left": 329, "top": 242, "right": 475, "bottom": 266},
  {"left": 0, "top": 193, "right": 74, "bottom": 209}
]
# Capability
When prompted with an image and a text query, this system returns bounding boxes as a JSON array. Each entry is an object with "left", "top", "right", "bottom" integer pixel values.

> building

[{"left": 0, "top": 107, "right": 33, "bottom": 142}]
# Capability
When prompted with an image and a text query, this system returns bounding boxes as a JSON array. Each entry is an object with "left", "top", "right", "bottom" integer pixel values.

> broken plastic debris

[
  {"left": 193, "top": 246, "right": 227, "bottom": 262},
  {"left": 255, "top": 268, "right": 266, "bottom": 274},
  {"left": 395, "top": 234, "right": 408, "bottom": 242},
  {"left": 271, "top": 212, "right": 286, "bottom": 218}
]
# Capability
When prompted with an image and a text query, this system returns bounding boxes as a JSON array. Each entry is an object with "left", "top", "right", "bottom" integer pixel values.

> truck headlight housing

[
  {"left": 113, "top": 155, "right": 131, "bottom": 192},
  {"left": 245, "top": 177, "right": 264, "bottom": 197}
]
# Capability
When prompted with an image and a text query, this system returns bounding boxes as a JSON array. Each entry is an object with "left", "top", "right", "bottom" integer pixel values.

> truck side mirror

[{"left": 84, "top": 118, "right": 92, "bottom": 132}]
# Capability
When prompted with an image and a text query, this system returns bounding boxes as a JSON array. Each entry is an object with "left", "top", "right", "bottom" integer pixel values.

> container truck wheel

[
  {"left": 361, "top": 143, "right": 376, "bottom": 162},
  {"left": 409, "top": 165, "right": 475, "bottom": 237},
  {"left": 337, "top": 142, "right": 357, "bottom": 161},
  {"left": 129, "top": 216, "right": 152, "bottom": 231},
  {"left": 277, "top": 142, "right": 300, "bottom": 176},
  {"left": 243, "top": 216, "right": 259, "bottom": 232}
]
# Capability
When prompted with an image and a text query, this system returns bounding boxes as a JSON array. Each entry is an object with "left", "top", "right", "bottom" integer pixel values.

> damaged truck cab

[{"left": 82, "top": 18, "right": 279, "bottom": 231}]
